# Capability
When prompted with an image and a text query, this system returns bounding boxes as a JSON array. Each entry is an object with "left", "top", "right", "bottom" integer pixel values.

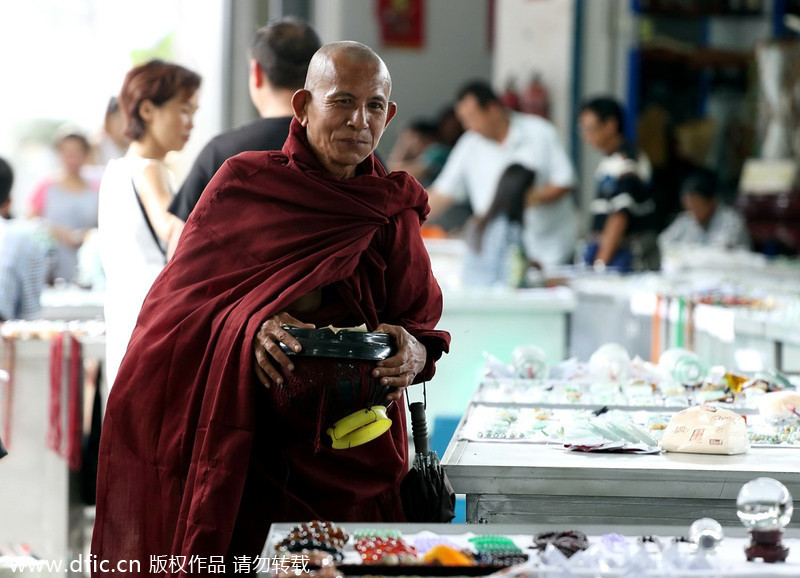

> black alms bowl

[{"left": 277, "top": 326, "right": 396, "bottom": 361}]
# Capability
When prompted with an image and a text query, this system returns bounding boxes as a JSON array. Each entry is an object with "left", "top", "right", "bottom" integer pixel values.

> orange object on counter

[{"left": 423, "top": 544, "right": 474, "bottom": 566}]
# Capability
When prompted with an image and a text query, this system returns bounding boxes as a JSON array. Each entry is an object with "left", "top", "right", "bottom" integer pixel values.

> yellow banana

[
  {"left": 329, "top": 418, "right": 392, "bottom": 449},
  {"left": 327, "top": 405, "right": 388, "bottom": 440}
]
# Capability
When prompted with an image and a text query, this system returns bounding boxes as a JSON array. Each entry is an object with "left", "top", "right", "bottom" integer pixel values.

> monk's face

[{"left": 293, "top": 54, "right": 396, "bottom": 179}]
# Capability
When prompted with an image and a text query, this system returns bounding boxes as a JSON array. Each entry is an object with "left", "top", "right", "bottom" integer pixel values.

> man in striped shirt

[
  {"left": 0, "top": 157, "right": 47, "bottom": 321},
  {"left": 579, "top": 96, "right": 660, "bottom": 272}
]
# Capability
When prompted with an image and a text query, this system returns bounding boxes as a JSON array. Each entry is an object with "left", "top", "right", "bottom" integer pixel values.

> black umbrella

[{"left": 400, "top": 395, "right": 456, "bottom": 523}]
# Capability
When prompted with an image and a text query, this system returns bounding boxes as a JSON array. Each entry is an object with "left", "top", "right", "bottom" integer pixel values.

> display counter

[
  {"left": 262, "top": 522, "right": 800, "bottom": 576},
  {"left": 442, "top": 379, "right": 800, "bottom": 527},
  {"left": 427, "top": 286, "right": 574, "bottom": 427},
  {"left": 444, "top": 435, "right": 800, "bottom": 527},
  {"left": 569, "top": 265, "right": 800, "bottom": 374},
  {"left": 38, "top": 287, "right": 104, "bottom": 322},
  {"left": 569, "top": 273, "right": 655, "bottom": 362}
]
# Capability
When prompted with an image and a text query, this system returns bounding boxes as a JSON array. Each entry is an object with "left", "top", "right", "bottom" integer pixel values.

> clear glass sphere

[
  {"left": 689, "top": 517, "right": 723, "bottom": 551},
  {"left": 736, "top": 477, "right": 794, "bottom": 531}
]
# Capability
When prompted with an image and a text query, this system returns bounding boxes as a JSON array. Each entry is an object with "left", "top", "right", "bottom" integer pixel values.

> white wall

[
  {"left": 312, "top": 0, "right": 493, "bottom": 157},
  {"left": 493, "top": 0, "right": 575, "bottom": 142}
]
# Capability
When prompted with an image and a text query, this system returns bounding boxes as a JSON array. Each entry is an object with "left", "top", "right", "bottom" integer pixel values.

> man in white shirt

[
  {"left": 0, "top": 158, "right": 47, "bottom": 321},
  {"left": 427, "top": 81, "right": 577, "bottom": 270}
]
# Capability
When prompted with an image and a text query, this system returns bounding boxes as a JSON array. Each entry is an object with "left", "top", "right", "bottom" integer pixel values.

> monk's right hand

[{"left": 253, "top": 313, "right": 314, "bottom": 387}]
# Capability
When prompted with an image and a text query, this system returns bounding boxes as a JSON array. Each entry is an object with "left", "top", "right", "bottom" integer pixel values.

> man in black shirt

[{"left": 168, "top": 17, "right": 321, "bottom": 224}]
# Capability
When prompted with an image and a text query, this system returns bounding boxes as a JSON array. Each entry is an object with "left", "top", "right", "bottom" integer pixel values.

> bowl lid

[{"left": 277, "top": 326, "right": 396, "bottom": 361}]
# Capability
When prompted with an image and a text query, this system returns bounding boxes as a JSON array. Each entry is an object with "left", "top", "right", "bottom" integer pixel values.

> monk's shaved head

[
  {"left": 305, "top": 41, "right": 391, "bottom": 94},
  {"left": 292, "top": 40, "right": 397, "bottom": 179}
]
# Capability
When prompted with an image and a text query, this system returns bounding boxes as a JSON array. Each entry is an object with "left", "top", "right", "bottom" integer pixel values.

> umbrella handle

[
  {"left": 405, "top": 381, "right": 427, "bottom": 410},
  {"left": 408, "top": 401, "right": 430, "bottom": 455}
]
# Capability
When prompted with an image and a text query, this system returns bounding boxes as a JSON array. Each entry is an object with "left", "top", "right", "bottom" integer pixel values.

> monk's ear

[
  {"left": 291, "top": 89, "right": 311, "bottom": 126},
  {"left": 384, "top": 101, "right": 397, "bottom": 128}
]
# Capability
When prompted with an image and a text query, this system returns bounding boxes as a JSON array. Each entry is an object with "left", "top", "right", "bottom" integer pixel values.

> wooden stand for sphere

[{"left": 745, "top": 529, "right": 789, "bottom": 563}]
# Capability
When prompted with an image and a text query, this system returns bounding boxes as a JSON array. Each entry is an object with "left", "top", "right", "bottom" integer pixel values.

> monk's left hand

[{"left": 373, "top": 323, "right": 427, "bottom": 401}]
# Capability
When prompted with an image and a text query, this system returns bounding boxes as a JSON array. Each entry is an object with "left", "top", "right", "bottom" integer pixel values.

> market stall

[
  {"left": 569, "top": 259, "right": 800, "bottom": 374},
  {"left": 0, "top": 320, "right": 104, "bottom": 565},
  {"left": 259, "top": 521, "right": 800, "bottom": 576},
  {"left": 442, "top": 373, "right": 800, "bottom": 527},
  {"left": 444, "top": 432, "right": 800, "bottom": 526}
]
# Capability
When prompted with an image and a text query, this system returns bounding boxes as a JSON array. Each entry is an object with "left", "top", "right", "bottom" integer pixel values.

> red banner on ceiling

[{"left": 377, "top": 0, "right": 424, "bottom": 48}]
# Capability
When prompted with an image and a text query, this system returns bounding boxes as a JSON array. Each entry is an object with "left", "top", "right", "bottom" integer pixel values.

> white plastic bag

[{"left": 661, "top": 404, "right": 749, "bottom": 455}]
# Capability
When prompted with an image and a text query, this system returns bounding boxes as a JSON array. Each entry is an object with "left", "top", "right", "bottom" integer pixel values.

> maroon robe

[{"left": 91, "top": 119, "right": 450, "bottom": 576}]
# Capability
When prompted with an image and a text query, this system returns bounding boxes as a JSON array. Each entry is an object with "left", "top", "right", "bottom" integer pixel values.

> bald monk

[{"left": 91, "top": 41, "right": 450, "bottom": 576}]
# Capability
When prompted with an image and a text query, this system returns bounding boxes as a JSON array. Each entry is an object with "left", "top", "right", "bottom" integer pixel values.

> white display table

[
  {"left": 427, "top": 286, "right": 575, "bottom": 426},
  {"left": 570, "top": 268, "right": 800, "bottom": 375},
  {"left": 443, "top": 435, "right": 800, "bottom": 527},
  {"left": 38, "top": 287, "right": 104, "bottom": 322},
  {"left": 443, "top": 376, "right": 800, "bottom": 528}
]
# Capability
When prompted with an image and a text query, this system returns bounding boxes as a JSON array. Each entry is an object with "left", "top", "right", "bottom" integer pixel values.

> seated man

[
  {"left": 0, "top": 157, "right": 47, "bottom": 321},
  {"left": 579, "top": 96, "right": 660, "bottom": 272},
  {"left": 658, "top": 168, "right": 750, "bottom": 250},
  {"left": 91, "top": 41, "right": 450, "bottom": 573}
]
